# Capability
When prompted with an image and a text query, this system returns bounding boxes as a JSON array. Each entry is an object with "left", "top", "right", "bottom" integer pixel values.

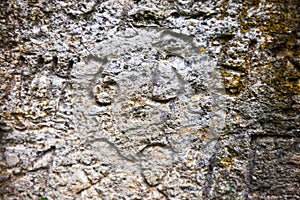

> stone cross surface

[
  {"left": 1, "top": 0, "right": 299, "bottom": 199},
  {"left": 72, "top": 27, "right": 226, "bottom": 198}
]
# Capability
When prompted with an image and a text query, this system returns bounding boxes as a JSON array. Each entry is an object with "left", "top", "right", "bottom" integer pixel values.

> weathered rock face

[{"left": 0, "top": 0, "right": 299, "bottom": 199}]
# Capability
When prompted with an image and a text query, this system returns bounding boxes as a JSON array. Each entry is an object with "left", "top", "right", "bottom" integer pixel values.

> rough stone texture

[
  {"left": 249, "top": 136, "right": 299, "bottom": 198},
  {"left": 0, "top": 0, "right": 299, "bottom": 199}
]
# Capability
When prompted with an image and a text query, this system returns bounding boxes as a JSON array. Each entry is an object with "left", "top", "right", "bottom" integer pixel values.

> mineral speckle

[{"left": 0, "top": 0, "right": 299, "bottom": 199}]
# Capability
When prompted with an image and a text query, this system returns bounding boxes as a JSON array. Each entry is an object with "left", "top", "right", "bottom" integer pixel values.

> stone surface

[
  {"left": 0, "top": 0, "right": 299, "bottom": 199},
  {"left": 249, "top": 136, "right": 300, "bottom": 199}
]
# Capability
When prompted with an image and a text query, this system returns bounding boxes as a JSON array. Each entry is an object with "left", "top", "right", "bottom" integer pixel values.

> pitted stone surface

[
  {"left": 0, "top": 0, "right": 299, "bottom": 199},
  {"left": 249, "top": 136, "right": 300, "bottom": 199}
]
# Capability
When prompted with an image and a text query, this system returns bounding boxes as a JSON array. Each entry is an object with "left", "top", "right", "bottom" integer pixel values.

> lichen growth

[{"left": 219, "top": 156, "right": 235, "bottom": 168}]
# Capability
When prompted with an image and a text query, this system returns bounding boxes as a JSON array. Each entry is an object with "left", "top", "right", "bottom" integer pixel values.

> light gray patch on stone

[
  {"left": 140, "top": 145, "right": 174, "bottom": 187},
  {"left": 69, "top": 28, "right": 227, "bottom": 200}
]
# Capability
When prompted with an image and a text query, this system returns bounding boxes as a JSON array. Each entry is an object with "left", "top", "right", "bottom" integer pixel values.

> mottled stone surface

[
  {"left": 249, "top": 136, "right": 299, "bottom": 199},
  {"left": 0, "top": 0, "right": 299, "bottom": 199}
]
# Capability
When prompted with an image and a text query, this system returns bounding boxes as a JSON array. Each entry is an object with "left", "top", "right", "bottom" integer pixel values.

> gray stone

[{"left": 0, "top": 0, "right": 299, "bottom": 199}]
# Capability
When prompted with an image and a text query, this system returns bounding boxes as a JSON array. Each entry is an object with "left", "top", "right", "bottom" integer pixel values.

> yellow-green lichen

[{"left": 219, "top": 156, "right": 235, "bottom": 168}]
